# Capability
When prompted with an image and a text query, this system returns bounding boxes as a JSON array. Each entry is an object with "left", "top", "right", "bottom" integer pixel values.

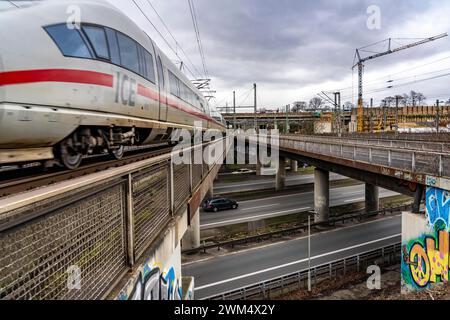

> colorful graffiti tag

[
  {"left": 118, "top": 263, "right": 183, "bottom": 300},
  {"left": 402, "top": 187, "right": 450, "bottom": 290},
  {"left": 426, "top": 187, "right": 450, "bottom": 229}
]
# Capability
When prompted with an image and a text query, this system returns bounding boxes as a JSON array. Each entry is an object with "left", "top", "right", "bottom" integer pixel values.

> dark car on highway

[{"left": 203, "top": 198, "right": 239, "bottom": 212}]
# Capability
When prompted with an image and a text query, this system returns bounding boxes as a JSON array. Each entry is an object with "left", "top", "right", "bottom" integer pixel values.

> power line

[
  {"left": 334, "top": 54, "right": 450, "bottom": 93},
  {"left": 132, "top": 0, "right": 198, "bottom": 79},
  {"left": 188, "top": 0, "right": 209, "bottom": 79},
  {"left": 7, "top": 1, "right": 19, "bottom": 8},
  {"left": 339, "top": 71, "right": 450, "bottom": 101},
  {"left": 144, "top": 0, "right": 203, "bottom": 79}
]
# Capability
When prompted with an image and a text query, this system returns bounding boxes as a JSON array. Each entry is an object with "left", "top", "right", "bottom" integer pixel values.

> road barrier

[
  {"left": 280, "top": 135, "right": 450, "bottom": 178},
  {"left": 182, "top": 203, "right": 410, "bottom": 255},
  {"left": 203, "top": 242, "right": 402, "bottom": 300}
]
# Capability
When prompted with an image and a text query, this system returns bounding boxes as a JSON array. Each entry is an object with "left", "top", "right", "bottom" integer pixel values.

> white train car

[{"left": 0, "top": 0, "right": 224, "bottom": 169}]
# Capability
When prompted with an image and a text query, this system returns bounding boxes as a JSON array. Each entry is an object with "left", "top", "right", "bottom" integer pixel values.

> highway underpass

[
  {"left": 201, "top": 184, "right": 399, "bottom": 229},
  {"left": 214, "top": 172, "right": 346, "bottom": 194},
  {"left": 183, "top": 215, "right": 401, "bottom": 299}
]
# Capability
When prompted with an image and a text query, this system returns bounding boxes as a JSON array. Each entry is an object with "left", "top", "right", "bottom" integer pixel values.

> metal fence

[
  {"left": 0, "top": 180, "right": 128, "bottom": 300},
  {"left": 280, "top": 135, "right": 450, "bottom": 178},
  {"left": 283, "top": 134, "right": 450, "bottom": 153},
  {"left": 0, "top": 139, "right": 227, "bottom": 300},
  {"left": 204, "top": 243, "right": 401, "bottom": 300}
]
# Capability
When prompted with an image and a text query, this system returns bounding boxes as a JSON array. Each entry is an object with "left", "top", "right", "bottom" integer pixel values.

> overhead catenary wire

[
  {"left": 188, "top": 0, "right": 209, "bottom": 80},
  {"left": 334, "top": 54, "right": 450, "bottom": 94},
  {"left": 131, "top": 0, "right": 199, "bottom": 79},
  {"left": 144, "top": 0, "right": 204, "bottom": 79}
]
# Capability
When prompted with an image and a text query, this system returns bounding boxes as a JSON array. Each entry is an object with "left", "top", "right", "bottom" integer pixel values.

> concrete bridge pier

[
  {"left": 290, "top": 160, "right": 298, "bottom": 172},
  {"left": 276, "top": 156, "right": 286, "bottom": 191},
  {"left": 314, "top": 168, "right": 329, "bottom": 223},
  {"left": 365, "top": 183, "right": 379, "bottom": 212},
  {"left": 182, "top": 209, "right": 200, "bottom": 250},
  {"left": 412, "top": 184, "right": 425, "bottom": 213},
  {"left": 205, "top": 185, "right": 214, "bottom": 201}
]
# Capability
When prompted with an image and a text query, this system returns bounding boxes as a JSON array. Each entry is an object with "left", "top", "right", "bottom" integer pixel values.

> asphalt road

[
  {"left": 201, "top": 185, "right": 399, "bottom": 229},
  {"left": 183, "top": 216, "right": 401, "bottom": 299},
  {"left": 214, "top": 173, "right": 346, "bottom": 194}
]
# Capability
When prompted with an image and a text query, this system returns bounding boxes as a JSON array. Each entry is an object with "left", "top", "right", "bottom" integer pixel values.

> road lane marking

[
  {"left": 344, "top": 197, "right": 365, "bottom": 203},
  {"left": 241, "top": 204, "right": 280, "bottom": 211},
  {"left": 236, "top": 185, "right": 362, "bottom": 203},
  {"left": 194, "top": 233, "right": 401, "bottom": 291},
  {"left": 201, "top": 207, "right": 311, "bottom": 228},
  {"left": 183, "top": 215, "right": 401, "bottom": 266}
]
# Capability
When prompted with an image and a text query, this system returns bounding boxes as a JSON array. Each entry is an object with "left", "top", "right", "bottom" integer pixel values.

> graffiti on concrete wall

[
  {"left": 118, "top": 263, "right": 183, "bottom": 300},
  {"left": 402, "top": 187, "right": 450, "bottom": 290},
  {"left": 426, "top": 187, "right": 450, "bottom": 229}
]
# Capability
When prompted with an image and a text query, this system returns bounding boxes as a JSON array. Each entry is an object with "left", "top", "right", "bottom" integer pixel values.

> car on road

[
  {"left": 203, "top": 198, "right": 239, "bottom": 212},
  {"left": 231, "top": 168, "right": 255, "bottom": 175}
]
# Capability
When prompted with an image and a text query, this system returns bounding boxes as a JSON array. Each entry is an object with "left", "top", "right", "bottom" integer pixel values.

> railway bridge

[{"left": 0, "top": 138, "right": 230, "bottom": 300}]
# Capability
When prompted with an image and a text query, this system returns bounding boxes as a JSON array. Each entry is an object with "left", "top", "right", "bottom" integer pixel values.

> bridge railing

[
  {"left": 283, "top": 134, "right": 450, "bottom": 153},
  {"left": 0, "top": 138, "right": 229, "bottom": 300},
  {"left": 280, "top": 135, "right": 450, "bottom": 178},
  {"left": 203, "top": 243, "right": 401, "bottom": 300}
]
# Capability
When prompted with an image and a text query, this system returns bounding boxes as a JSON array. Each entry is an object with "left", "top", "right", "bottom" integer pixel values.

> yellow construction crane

[{"left": 353, "top": 33, "right": 448, "bottom": 132}]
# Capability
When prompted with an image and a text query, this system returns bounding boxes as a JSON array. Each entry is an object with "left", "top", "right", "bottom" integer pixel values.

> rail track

[{"left": 0, "top": 144, "right": 174, "bottom": 198}]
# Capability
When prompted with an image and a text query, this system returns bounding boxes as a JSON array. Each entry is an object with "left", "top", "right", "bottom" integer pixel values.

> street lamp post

[
  {"left": 306, "top": 210, "right": 315, "bottom": 292},
  {"left": 308, "top": 213, "right": 311, "bottom": 292}
]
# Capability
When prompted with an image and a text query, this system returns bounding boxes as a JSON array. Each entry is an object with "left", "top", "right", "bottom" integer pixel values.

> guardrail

[
  {"left": 182, "top": 204, "right": 410, "bottom": 255},
  {"left": 322, "top": 132, "right": 450, "bottom": 142},
  {"left": 203, "top": 242, "right": 402, "bottom": 300},
  {"left": 279, "top": 135, "right": 450, "bottom": 178},
  {"left": 0, "top": 138, "right": 229, "bottom": 300},
  {"left": 283, "top": 134, "right": 450, "bottom": 153}
]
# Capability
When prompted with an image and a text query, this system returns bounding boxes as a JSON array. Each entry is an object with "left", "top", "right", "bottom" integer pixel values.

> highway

[
  {"left": 184, "top": 215, "right": 401, "bottom": 299},
  {"left": 201, "top": 185, "right": 399, "bottom": 229},
  {"left": 214, "top": 172, "right": 346, "bottom": 194}
]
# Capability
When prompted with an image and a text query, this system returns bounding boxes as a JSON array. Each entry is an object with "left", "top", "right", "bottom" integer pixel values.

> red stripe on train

[{"left": 0, "top": 69, "right": 114, "bottom": 87}]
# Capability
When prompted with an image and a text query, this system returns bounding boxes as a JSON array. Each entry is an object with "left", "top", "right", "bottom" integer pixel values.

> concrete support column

[
  {"left": 205, "top": 185, "right": 213, "bottom": 201},
  {"left": 290, "top": 160, "right": 298, "bottom": 172},
  {"left": 412, "top": 184, "right": 425, "bottom": 213},
  {"left": 182, "top": 209, "right": 200, "bottom": 250},
  {"left": 314, "top": 168, "right": 329, "bottom": 223},
  {"left": 365, "top": 183, "right": 379, "bottom": 213},
  {"left": 256, "top": 159, "right": 262, "bottom": 176},
  {"left": 275, "top": 157, "right": 286, "bottom": 191}
]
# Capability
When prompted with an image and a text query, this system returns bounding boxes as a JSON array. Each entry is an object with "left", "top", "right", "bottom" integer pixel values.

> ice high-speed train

[{"left": 0, "top": 0, "right": 225, "bottom": 169}]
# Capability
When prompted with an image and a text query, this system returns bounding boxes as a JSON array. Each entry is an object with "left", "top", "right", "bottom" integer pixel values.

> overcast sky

[{"left": 107, "top": 0, "right": 450, "bottom": 110}]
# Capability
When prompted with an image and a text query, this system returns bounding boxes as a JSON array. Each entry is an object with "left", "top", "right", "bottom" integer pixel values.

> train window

[
  {"left": 45, "top": 24, "right": 92, "bottom": 59},
  {"left": 169, "top": 71, "right": 179, "bottom": 97},
  {"left": 138, "top": 46, "right": 147, "bottom": 80},
  {"left": 143, "top": 50, "right": 156, "bottom": 83},
  {"left": 157, "top": 56, "right": 164, "bottom": 88},
  {"left": 105, "top": 28, "right": 121, "bottom": 65},
  {"left": 117, "top": 32, "right": 140, "bottom": 74},
  {"left": 82, "top": 26, "right": 110, "bottom": 60}
]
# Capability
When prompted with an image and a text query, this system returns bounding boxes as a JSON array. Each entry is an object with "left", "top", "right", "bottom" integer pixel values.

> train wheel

[
  {"left": 110, "top": 145, "right": 125, "bottom": 160},
  {"left": 58, "top": 139, "right": 83, "bottom": 170}
]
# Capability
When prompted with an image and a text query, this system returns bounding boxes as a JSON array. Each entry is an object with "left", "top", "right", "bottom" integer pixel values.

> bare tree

[
  {"left": 382, "top": 96, "right": 395, "bottom": 107},
  {"left": 291, "top": 101, "right": 307, "bottom": 112},
  {"left": 402, "top": 94, "right": 410, "bottom": 107},
  {"left": 308, "top": 97, "right": 324, "bottom": 111}
]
